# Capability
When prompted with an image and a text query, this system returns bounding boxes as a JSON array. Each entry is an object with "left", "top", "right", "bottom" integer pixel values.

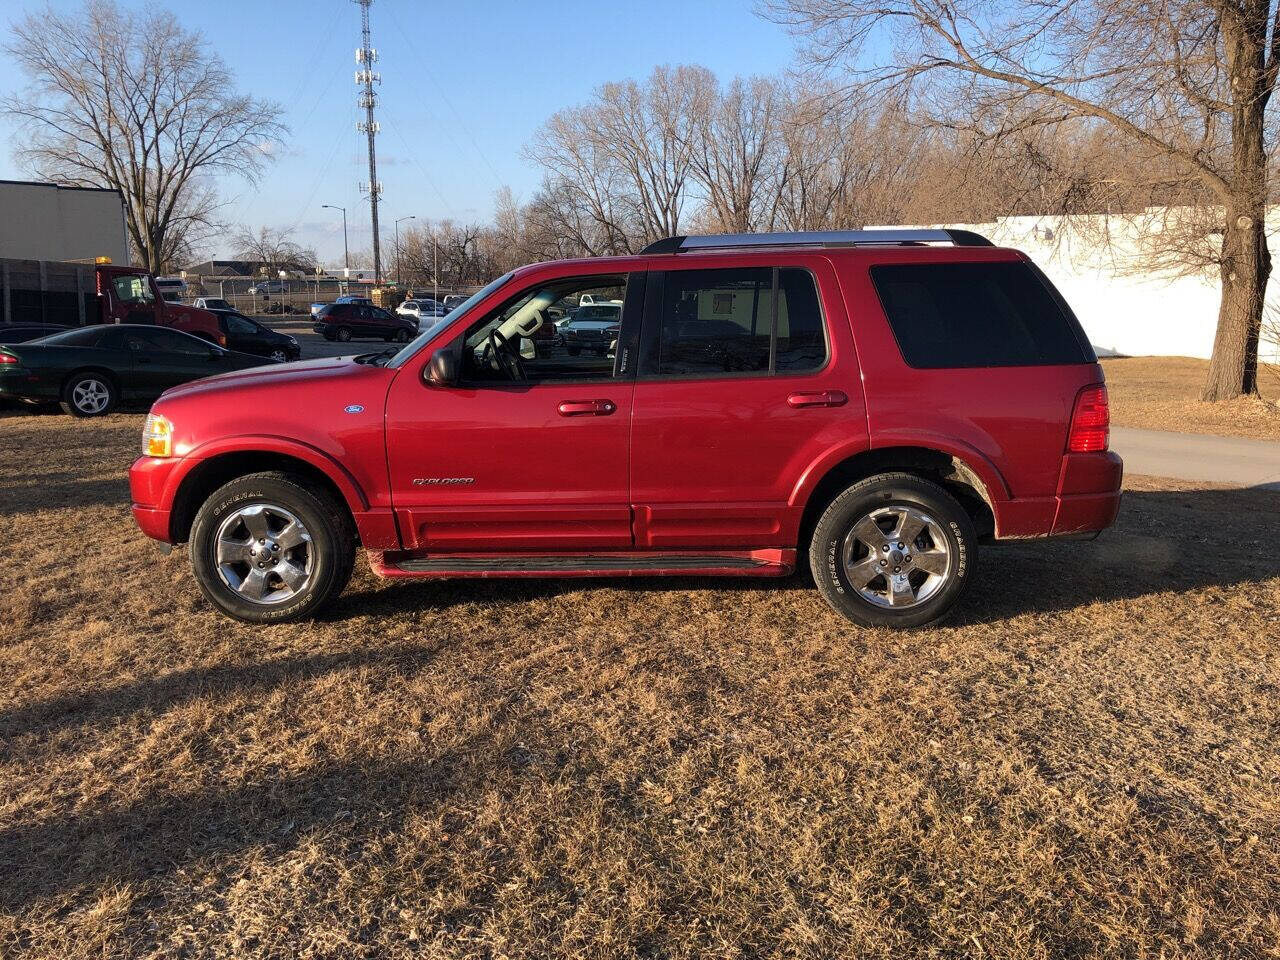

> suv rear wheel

[
  {"left": 810, "top": 473, "right": 975, "bottom": 629},
  {"left": 190, "top": 472, "right": 356, "bottom": 623}
]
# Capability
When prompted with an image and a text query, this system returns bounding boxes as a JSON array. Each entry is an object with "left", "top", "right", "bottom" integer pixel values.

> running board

[{"left": 369, "top": 549, "right": 795, "bottom": 580}]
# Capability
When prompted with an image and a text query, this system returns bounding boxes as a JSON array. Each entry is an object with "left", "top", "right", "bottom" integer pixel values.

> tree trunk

[
  {"left": 1203, "top": 4, "right": 1270, "bottom": 401},
  {"left": 1204, "top": 204, "right": 1268, "bottom": 400}
]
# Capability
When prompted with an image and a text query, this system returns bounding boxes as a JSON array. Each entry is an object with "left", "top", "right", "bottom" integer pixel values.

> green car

[{"left": 0, "top": 324, "right": 279, "bottom": 417}]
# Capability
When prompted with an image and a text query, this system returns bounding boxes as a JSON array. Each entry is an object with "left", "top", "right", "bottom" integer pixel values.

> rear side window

[
  {"left": 652, "top": 267, "right": 826, "bottom": 377},
  {"left": 870, "top": 261, "right": 1091, "bottom": 368}
]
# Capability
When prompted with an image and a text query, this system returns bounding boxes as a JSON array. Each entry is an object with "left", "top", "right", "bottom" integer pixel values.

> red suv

[
  {"left": 129, "top": 230, "right": 1122, "bottom": 628},
  {"left": 312, "top": 302, "right": 416, "bottom": 343}
]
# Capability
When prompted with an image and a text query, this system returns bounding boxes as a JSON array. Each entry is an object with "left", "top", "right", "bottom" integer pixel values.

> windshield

[
  {"left": 386, "top": 272, "right": 514, "bottom": 368},
  {"left": 573, "top": 305, "right": 621, "bottom": 321}
]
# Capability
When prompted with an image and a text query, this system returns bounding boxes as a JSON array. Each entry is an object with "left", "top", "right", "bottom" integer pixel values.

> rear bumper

[{"left": 1052, "top": 450, "right": 1123, "bottom": 535}]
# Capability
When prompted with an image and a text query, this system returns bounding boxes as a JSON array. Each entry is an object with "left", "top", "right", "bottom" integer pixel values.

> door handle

[
  {"left": 558, "top": 399, "right": 617, "bottom": 417},
  {"left": 787, "top": 390, "right": 848, "bottom": 408}
]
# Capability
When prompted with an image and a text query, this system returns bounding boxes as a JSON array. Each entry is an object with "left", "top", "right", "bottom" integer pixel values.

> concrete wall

[
  {"left": 881, "top": 213, "right": 1280, "bottom": 363},
  {"left": 0, "top": 180, "right": 129, "bottom": 265}
]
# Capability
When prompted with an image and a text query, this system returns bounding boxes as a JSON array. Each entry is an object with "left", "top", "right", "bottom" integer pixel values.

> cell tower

[{"left": 354, "top": 0, "right": 382, "bottom": 282}]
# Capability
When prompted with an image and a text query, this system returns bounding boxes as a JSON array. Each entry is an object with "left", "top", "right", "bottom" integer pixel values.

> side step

[{"left": 369, "top": 549, "right": 795, "bottom": 580}]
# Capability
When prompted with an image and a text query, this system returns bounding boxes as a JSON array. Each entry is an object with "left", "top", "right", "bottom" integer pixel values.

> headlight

[
  {"left": 286, "top": 335, "right": 298, "bottom": 344},
  {"left": 142, "top": 413, "right": 173, "bottom": 457}
]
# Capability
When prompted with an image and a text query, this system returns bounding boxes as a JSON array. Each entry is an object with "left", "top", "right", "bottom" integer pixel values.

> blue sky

[{"left": 0, "top": 0, "right": 803, "bottom": 263}]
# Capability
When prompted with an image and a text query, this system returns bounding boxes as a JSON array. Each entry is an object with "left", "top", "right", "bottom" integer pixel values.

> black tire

[
  {"left": 60, "top": 371, "right": 117, "bottom": 417},
  {"left": 392, "top": 328, "right": 410, "bottom": 343},
  {"left": 268, "top": 348, "right": 290, "bottom": 363},
  {"left": 566, "top": 346, "right": 581, "bottom": 356},
  {"left": 189, "top": 471, "right": 356, "bottom": 623},
  {"left": 335, "top": 327, "right": 352, "bottom": 342},
  {"left": 809, "top": 473, "right": 976, "bottom": 629}
]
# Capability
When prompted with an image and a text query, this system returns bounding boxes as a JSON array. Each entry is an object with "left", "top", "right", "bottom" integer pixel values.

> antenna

[{"left": 353, "top": 0, "right": 382, "bottom": 282}]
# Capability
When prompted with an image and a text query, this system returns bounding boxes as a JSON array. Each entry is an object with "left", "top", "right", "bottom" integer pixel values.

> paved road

[{"left": 1112, "top": 426, "right": 1280, "bottom": 490}]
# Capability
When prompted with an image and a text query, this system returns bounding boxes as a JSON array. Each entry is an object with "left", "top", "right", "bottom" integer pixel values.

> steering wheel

[{"left": 487, "top": 328, "right": 525, "bottom": 381}]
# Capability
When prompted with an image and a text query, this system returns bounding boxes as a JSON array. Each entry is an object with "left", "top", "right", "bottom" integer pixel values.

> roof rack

[{"left": 640, "top": 229, "right": 993, "bottom": 255}]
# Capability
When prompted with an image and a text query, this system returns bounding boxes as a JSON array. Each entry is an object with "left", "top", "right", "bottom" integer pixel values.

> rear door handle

[
  {"left": 787, "top": 390, "right": 848, "bottom": 408},
  {"left": 558, "top": 399, "right": 617, "bottom": 417}
]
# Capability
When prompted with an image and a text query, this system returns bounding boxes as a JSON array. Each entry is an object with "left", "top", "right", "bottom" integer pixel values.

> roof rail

[{"left": 639, "top": 229, "right": 993, "bottom": 254}]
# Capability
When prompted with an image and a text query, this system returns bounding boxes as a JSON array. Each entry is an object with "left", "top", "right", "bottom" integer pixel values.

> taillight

[
  {"left": 1067, "top": 384, "right": 1109, "bottom": 452},
  {"left": 0, "top": 353, "right": 17, "bottom": 364}
]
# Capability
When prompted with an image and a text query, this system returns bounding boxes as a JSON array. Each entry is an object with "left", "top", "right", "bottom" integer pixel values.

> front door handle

[
  {"left": 787, "top": 390, "right": 848, "bottom": 408},
  {"left": 558, "top": 399, "right": 617, "bottom": 417}
]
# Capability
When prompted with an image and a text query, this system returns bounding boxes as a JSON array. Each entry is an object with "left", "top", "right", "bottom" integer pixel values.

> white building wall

[{"left": 882, "top": 213, "right": 1280, "bottom": 363}]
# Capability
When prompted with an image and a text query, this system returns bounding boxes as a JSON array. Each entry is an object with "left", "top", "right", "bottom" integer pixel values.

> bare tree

[
  {"left": 689, "top": 75, "right": 785, "bottom": 232},
  {"left": 771, "top": 0, "right": 1280, "bottom": 400},
  {"left": 4, "top": 0, "right": 285, "bottom": 274},
  {"left": 231, "top": 225, "right": 319, "bottom": 275}
]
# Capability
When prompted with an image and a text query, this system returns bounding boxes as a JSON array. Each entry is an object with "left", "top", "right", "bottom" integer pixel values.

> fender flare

[
  {"left": 788, "top": 435, "right": 1010, "bottom": 510},
  {"left": 167, "top": 434, "right": 370, "bottom": 512}
]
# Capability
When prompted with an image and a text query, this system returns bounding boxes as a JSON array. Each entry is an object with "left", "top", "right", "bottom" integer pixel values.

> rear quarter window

[{"left": 870, "top": 261, "right": 1093, "bottom": 368}]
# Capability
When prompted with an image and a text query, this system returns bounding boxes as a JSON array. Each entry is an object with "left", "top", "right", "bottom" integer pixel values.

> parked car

[
  {"left": 559, "top": 304, "right": 622, "bottom": 355},
  {"left": 312, "top": 302, "right": 416, "bottom": 343},
  {"left": 128, "top": 228, "right": 1122, "bottom": 627},
  {"left": 397, "top": 299, "right": 449, "bottom": 331},
  {"left": 172, "top": 309, "right": 300, "bottom": 362},
  {"left": 193, "top": 297, "right": 234, "bottom": 312},
  {"left": 248, "top": 279, "right": 290, "bottom": 296},
  {"left": 0, "top": 324, "right": 277, "bottom": 416},
  {"left": 311, "top": 295, "right": 372, "bottom": 318},
  {"left": 442, "top": 295, "right": 468, "bottom": 313},
  {"left": 154, "top": 276, "right": 187, "bottom": 302},
  {"left": 0, "top": 323, "right": 71, "bottom": 343}
]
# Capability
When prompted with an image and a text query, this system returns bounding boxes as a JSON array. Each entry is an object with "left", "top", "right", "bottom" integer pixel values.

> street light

[
  {"left": 321, "top": 204, "right": 349, "bottom": 275},
  {"left": 394, "top": 215, "right": 416, "bottom": 286}
]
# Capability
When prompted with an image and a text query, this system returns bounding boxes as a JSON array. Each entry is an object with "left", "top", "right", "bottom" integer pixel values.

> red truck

[
  {"left": 0, "top": 258, "right": 223, "bottom": 342},
  {"left": 129, "top": 229, "right": 1123, "bottom": 628}
]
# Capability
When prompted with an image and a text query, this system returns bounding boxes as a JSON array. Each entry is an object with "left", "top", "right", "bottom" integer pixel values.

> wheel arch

[
  {"left": 62, "top": 365, "right": 121, "bottom": 393},
  {"left": 168, "top": 447, "right": 364, "bottom": 545},
  {"left": 794, "top": 444, "right": 1002, "bottom": 552}
]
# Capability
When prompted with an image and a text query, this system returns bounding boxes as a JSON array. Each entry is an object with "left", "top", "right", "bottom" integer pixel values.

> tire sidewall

[
  {"left": 336, "top": 327, "right": 352, "bottom": 342},
  {"left": 811, "top": 478, "right": 975, "bottom": 629},
  {"left": 62, "top": 373, "right": 116, "bottom": 417},
  {"left": 190, "top": 476, "right": 350, "bottom": 623}
]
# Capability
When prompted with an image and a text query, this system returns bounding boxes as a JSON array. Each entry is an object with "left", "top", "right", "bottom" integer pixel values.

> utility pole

[
  {"left": 394, "top": 215, "right": 415, "bottom": 286},
  {"left": 322, "top": 204, "right": 349, "bottom": 273},
  {"left": 354, "top": 0, "right": 382, "bottom": 283}
]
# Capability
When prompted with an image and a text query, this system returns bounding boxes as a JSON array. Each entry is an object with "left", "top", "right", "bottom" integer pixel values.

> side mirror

[{"left": 425, "top": 348, "right": 458, "bottom": 386}]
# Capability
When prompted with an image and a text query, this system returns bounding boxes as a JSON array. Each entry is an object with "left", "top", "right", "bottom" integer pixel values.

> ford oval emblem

[{"left": 344, "top": 404, "right": 365, "bottom": 414}]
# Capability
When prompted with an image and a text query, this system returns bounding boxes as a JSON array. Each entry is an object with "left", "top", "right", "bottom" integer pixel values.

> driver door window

[{"left": 460, "top": 275, "right": 629, "bottom": 384}]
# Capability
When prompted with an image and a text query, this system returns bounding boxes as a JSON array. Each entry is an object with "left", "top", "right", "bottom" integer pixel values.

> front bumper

[{"left": 130, "top": 455, "right": 183, "bottom": 543}]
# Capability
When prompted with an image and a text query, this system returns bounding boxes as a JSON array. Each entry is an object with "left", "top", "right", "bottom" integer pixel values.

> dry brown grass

[
  {"left": 1, "top": 410, "right": 1278, "bottom": 958},
  {"left": 1102, "top": 355, "right": 1280, "bottom": 441}
]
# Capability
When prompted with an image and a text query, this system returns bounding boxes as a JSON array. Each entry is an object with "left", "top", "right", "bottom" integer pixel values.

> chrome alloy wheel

[
  {"left": 72, "top": 378, "right": 111, "bottom": 414},
  {"left": 214, "top": 503, "right": 314, "bottom": 605},
  {"left": 842, "top": 505, "right": 952, "bottom": 608}
]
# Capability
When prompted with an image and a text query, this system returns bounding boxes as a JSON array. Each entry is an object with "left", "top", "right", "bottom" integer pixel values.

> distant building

[{"left": 0, "top": 179, "right": 129, "bottom": 264}]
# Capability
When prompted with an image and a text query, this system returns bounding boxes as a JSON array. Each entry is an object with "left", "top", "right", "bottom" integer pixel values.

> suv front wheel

[
  {"left": 190, "top": 471, "right": 356, "bottom": 623},
  {"left": 810, "top": 473, "right": 975, "bottom": 629}
]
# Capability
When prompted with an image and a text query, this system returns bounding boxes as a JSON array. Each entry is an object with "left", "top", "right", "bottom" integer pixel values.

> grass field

[
  {"left": 1101, "top": 355, "right": 1280, "bottom": 441},
  {"left": 1, "top": 411, "right": 1278, "bottom": 958}
]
